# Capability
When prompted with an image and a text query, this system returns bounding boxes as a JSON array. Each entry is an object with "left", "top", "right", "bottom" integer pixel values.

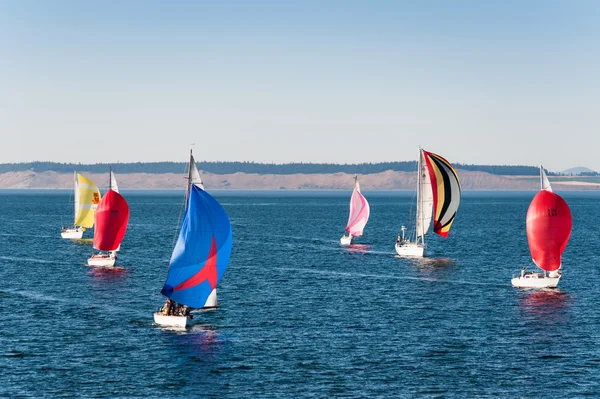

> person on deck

[{"left": 162, "top": 298, "right": 174, "bottom": 315}]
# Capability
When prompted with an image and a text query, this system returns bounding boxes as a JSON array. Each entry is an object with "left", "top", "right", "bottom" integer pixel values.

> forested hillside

[{"left": 0, "top": 161, "right": 543, "bottom": 176}]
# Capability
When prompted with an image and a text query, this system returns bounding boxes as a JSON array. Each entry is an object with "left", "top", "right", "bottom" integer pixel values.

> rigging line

[
  {"left": 170, "top": 160, "right": 190, "bottom": 251},
  {"left": 406, "top": 156, "right": 418, "bottom": 242}
]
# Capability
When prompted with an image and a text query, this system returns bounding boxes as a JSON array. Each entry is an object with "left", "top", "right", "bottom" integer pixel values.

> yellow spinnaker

[{"left": 74, "top": 173, "right": 101, "bottom": 228}]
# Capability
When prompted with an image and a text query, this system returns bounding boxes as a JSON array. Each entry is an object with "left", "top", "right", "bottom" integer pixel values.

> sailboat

[
  {"left": 395, "top": 148, "right": 461, "bottom": 257},
  {"left": 87, "top": 169, "right": 129, "bottom": 267},
  {"left": 512, "top": 166, "right": 572, "bottom": 288},
  {"left": 340, "top": 175, "right": 370, "bottom": 245},
  {"left": 61, "top": 172, "right": 101, "bottom": 239},
  {"left": 154, "top": 151, "right": 233, "bottom": 328}
]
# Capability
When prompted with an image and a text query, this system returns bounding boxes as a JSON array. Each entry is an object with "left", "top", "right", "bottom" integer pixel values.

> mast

[
  {"left": 354, "top": 174, "right": 358, "bottom": 189},
  {"left": 540, "top": 165, "right": 543, "bottom": 191},
  {"left": 109, "top": 167, "right": 112, "bottom": 191},
  {"left": 416, "top": 148, "right": 425, "bottom": 245},
  {"left": 185, "top": 149, "right": 193, "bottom": 205},
  {"left": 73, "top": 171, "right": 77, "bottom": 226}
]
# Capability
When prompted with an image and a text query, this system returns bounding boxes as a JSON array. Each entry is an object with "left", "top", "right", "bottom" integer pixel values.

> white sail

[
  {"left": 189, "top": 154, "right": 204, "bottom": 190},
  {"left": 540, "top": 166, "right": 553, "bottom": 192},
  {"left": 415, "top": 149, "right": 433, "bottom": 239},
  {"left": 110, "top": 170, "right": 119, "bottom": 193}
]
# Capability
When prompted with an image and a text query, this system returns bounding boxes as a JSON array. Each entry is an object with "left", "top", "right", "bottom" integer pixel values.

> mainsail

[
  {"left": 109, "top": 169, "right": 119, "bottom": 193},
  {"left": 526, "top": 181, "right": 571, "bottom": 272},
  {"left": 540, "top": 166, "right": 553, "bottom": 192},
  {"left": 189, "top": 154, "right": 204, "bottom": 190},
  {"left": 161, "top": 184, "right": 233, "bottom": 309},
  {"left": 73, "top": 172, "right": 101, "bottom": 228},
  {"left": 416, "top": 150, "right": 434, "bottom": 239},
  {"left": 421, "top": 149, "right": 461, "bottom": 238},
  {"left": 345, "top": 178, "right": 370, "bottom": 237},
  {"left": 93, "top": 171, "right": 129, "bottom": 251}
]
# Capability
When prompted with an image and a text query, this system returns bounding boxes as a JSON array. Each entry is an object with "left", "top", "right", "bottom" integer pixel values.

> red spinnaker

[
  {"left": 93, "top": 190, "right": 130, "bottom": 251},
  {"left": 526, "top": 190, "right": 572, "bottom": 272}
]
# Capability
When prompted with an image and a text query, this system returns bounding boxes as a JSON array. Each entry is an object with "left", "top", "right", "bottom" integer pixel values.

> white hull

[
  {"left": 61, "top": 227, "right": 84, "bottom": 239},
  {"left": 153, "top": 312, "right": 188, "bottom": 328},
  {"left": 395, "top": 242, "right": 425, "bottom": 257},
  {"left": 512, "top": 272, "right": 561, "bottom": 288},
  {"left": 340, "top": 235, "right": 353, "bottom": 245},
  {"left": 203, "top": 289, "right": 218, "bottom": 309},
  {"left": 87, "top": 253, "right": 116, "bottom": 267}
]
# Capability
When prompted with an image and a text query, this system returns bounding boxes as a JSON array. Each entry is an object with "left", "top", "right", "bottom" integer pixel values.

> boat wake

[
  {"left": 0, "top": 256, "right": 56, "bottom": 264},
  {"left": 1, "top": 288, "right": 141, "bottom": 317},
  {"left": 274, "top": 267, "right": 503, "bottom": 287}
]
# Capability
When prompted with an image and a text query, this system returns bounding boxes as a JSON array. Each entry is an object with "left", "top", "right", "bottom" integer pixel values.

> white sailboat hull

[
  {"left": 203, "top": 289, "right": 218, "bottom": 309},
  {"left": 61, "top": 227, "right": 84, "bottom": 239},
  {"left": 511, "top": 272, "right": 561, "bottom": 288},
  {"left": 87, "top": 253, "right": 117, "bottom": 267},
  {"left": 340, "top": 235, "right": 353, "bottom": 245},
  {"left": 395, "top": 242, "right": 425, "bottom": 257},
  {"left": 153, "top": 312, "right": 188, "bottom": 328}
]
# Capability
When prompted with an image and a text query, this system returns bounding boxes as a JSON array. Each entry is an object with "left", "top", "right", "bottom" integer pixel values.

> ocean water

[{"left": 1, "top": 189, "right": 600, "bottom": 398}]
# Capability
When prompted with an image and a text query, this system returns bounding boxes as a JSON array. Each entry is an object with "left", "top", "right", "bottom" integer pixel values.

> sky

[{"left": 1, "top": 1, "right": 599, "bottom": 171}]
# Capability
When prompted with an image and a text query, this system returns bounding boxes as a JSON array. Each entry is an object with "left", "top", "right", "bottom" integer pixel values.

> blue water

[{"left": 1, "top": 190, "right": 599, "bottom": 398}]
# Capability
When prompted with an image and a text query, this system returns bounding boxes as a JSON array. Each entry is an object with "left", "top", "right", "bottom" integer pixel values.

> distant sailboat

[
  {"left": 87, "top": 169, "right": 129, "bottom": 267},
  {"left": 61, "top": 172, "right": 101, "bottom": 239},
  {"left": 340, "top": 175, "right": 370, "bottom": 245},
  {"left": 154, "top": 151, "right": 233, "bottom": 328},
  {"left": 512, "top": 166, "right": 572, "bottom": 288},
  {"left": 395, "top": 148, "right": 461, "bottom": 257}
]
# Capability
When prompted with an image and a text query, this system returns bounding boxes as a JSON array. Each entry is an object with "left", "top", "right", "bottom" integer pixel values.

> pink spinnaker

[{"left": 345, "top": 182, "right": 370, "bottom": 237}]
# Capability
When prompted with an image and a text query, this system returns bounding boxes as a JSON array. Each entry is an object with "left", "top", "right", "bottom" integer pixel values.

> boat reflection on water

[
  {"left": 73, "top": 238, "right": 94, "bottom": 245},
  {"left": 88, "top": 265, "right": 128, "bottom": 280},
  {"left": 170, "top": 324, "right": 223, "bottom": 360},
  {"left": 345, "top": 244, "right": 370, "bottom": 254},
  {"left": 409, "top": 257, "right": 457, "bottom": 270},
  {"left": 518, "top": 289, "right": 571, "bottom": 323}
]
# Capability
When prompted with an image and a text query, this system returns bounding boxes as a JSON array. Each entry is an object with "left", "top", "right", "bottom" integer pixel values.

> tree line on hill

[{"left": 0, "top": 161, "right": 548, "bottom": 176}]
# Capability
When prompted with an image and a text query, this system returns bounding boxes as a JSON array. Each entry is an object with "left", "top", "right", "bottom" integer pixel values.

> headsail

[
  {"left": 161, "top": 184, "right": 232, "bottom": 308},
  {"left": 540, "top": 166, "right": 553, "bottom": 192},
  {"left": 526, "top": 190, "right": 571, "bottom": 272},
  {"left": 345, "top": 177, "right": 370, "bottom": 237},
  {"left": 110, "top": 169, "right": 119, "bottom": 193},
  {"left": 74, "top": 173, "right": 101, "bottom": 228},
  {"left": 422, "top": 150, "right": 461, "bottom": 237}
]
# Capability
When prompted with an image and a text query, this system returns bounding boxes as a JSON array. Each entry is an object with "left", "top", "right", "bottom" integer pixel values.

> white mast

[
  {"left": 73, "top": 171, "right": 78, "bottom": 226},
  {"left": 416, "top": 148, "right": 423, "bottom": 245},
  {"left": 186, "top": 149, "right": 193, "bottom": 204}
]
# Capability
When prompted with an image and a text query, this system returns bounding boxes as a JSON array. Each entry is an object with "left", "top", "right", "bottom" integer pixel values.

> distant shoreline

[{"left": 0, "top": 170, "right": 599, "bottom": 191}]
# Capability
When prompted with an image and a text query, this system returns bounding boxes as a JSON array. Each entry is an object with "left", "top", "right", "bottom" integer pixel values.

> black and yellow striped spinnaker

[{"left": 422, "top": 150, "right": 461, "bottom": 237}]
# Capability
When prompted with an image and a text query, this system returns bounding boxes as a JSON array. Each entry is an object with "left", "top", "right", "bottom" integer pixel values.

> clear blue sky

[{"left": 1, "top": 0, "right": 598, "bottom": 171}]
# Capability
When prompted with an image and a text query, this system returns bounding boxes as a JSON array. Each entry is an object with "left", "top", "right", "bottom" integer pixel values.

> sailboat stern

[
  {"left": 511, "top": 272, "right": 561, "bottom": 289},
  {"left": 395, "top": 242, "right": 425, "bottom": 257},
  {"left": 61, "top": 227, "right": 85, "bottom": 239},
  {"left": 340, "top": 235, "right": 353, "bottom": 245},
  {"left": 153, "top": 312, "right": 189, "bottom": 328},
  {"left": 87, "top": 253, "right": 117, "bottom": 267}
]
